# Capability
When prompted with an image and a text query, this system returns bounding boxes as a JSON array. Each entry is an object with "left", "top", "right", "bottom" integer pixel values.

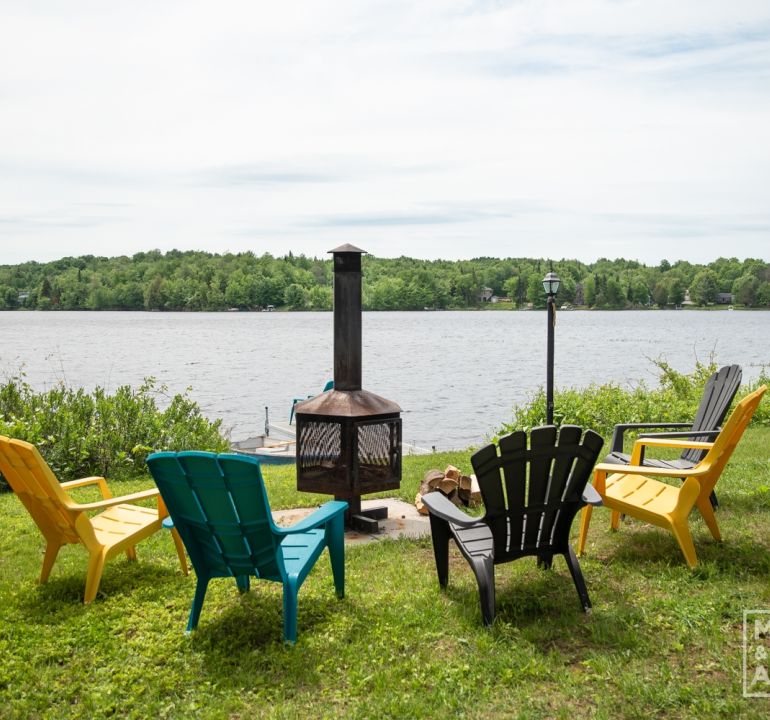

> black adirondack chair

[
  {"left": 604, "top": 364, "right": 742, "bottom": 508},
  {"left": 422, "top": 425, "right": 604, "bottom": 627}
]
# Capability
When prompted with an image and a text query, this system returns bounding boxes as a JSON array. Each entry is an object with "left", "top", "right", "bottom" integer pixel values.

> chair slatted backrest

[
  {"left": 146, "top": 452, "right": 285, "bottom": 582},
  {"left": 0, "top": 436, "right": 81, "bottom": 544},
  {"left": 692, "top": 385, "right": 766, "bottom": 497},
  {"left": 682, "top": 364, "right": 742, "bottom": 464},
  {"left": 471, "top": 426, "right": 604, "bottom": 561}
]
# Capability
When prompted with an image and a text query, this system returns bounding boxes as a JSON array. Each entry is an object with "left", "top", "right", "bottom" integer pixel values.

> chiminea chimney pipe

[{"left": 330, "top": 244, "right": 365, "bottom": 391}]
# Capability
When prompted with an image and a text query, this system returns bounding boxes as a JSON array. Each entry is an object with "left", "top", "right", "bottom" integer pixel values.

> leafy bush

[
  {"left": 0, "top": 375, "right": 229, "bottom": 489},
  {"left": 495, "top": 359, "right": 770, "bottom": 442}
]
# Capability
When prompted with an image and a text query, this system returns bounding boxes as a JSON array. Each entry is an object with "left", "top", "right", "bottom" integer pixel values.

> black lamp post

[{"left": 542, "top": 270, "right": 561, "bottom": 425}]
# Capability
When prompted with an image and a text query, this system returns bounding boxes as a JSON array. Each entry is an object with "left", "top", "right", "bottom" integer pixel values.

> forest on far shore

[{"left": 1, "top": 250, "right": 769, "bottom": 312}]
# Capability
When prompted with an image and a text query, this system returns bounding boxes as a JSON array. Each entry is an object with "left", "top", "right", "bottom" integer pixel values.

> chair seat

[
  {"left": 91, "top": 504, "right": 162, "bottom": 547},
  {"left": 603, "top": 473, "right": 681, "bottom": 525}
]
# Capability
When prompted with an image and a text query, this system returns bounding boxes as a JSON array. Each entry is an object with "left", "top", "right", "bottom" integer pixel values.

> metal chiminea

[{"left": 295, "top": 244, "right": 402, "bottom": 531}]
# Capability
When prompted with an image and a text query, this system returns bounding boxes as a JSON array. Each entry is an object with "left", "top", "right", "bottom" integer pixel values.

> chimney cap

[{"left": 328, "top": 243, "right": 367, "bottom": 255}]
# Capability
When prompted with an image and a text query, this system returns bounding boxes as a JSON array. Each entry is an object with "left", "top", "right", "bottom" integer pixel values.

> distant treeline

[{"left": 1, "top": 250, "right": 769, "bottom": 311}]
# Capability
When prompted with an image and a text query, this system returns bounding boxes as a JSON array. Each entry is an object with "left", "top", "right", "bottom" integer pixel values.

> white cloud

[{"left": 1, "top": 0, "right": 769, "bottom": 264}]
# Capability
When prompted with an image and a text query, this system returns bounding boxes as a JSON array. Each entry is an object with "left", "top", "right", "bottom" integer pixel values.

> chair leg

[
  {"left": 564, "top": 546, "right": 592, "bottom": 612},
  {"left": 577, "top": 505, "right": 592, "bottom": 556},
  {"left": 170, "top": 528, "right": 188, "bottom": 575},
  {"left": 84, "top": 549, "right": 107, "bottom": 603},
  {"left": 326, "top": 513, "right": 345, "bottom": 599},
  {"left": 610, "top": 510, "right": 621, "bottom": 531},
  {"left": 537, "top": 553, "right": 553, "bottom": 570},
  {"left": 40, "top": 542, "right": 62, "bottom": 583},
  {"left": 187, "top": 576, "right": 210, "bottom": 632},
  {"left": 695, "top": 495, "right": 722, "bottom": 541},
  {"left": 125, "top": 546, "right": 137, "bottom": 561},
  {"left": 469, "top": 556, "right": 496, "bottom": 627},
  {"left": 235, "top": 575, "right": 250, "bottom": 593},
  {"left": 283, "top": 577, "right": 299, "bottom": 644},
  {"left": 428, "top": 513, "right": 450, "bottom": 588},
  {"left": 670, "top": 520, "right": 698, "bottom": 568},
  {"left": 709, "top": 490, "right": 719, "bottom": 509}
]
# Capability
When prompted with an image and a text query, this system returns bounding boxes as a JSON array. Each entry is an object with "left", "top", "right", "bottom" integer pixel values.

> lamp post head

[{"left": 542, "top": 271, "right": 561, "bottom": 297}]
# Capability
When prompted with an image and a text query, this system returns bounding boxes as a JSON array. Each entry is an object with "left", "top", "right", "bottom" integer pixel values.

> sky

[{"left": 1, "top": 0, "right": 769, "bottom": 266}]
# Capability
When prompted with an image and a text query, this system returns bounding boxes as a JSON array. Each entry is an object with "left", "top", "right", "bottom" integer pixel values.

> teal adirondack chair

[
  {"left": 146, "top": 451, "right": 347, "bottom": 643},
  {"left": 289, "top": 380, "right": 334, "bottom": 424}
]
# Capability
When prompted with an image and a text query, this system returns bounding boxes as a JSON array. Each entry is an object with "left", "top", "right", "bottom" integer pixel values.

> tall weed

[{"left": 0, "top": 374, "right": 228, "bottom": 488}]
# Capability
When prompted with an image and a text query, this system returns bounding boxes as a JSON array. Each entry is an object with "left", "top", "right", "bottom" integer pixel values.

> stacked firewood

[{"left": 415, "top": 465, "right": 481, "bottom": 515}]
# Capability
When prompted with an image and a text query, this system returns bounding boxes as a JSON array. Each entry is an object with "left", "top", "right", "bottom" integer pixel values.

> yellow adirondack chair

[
  {"left": 577, "top": 385, "right": 767, "bottom": 567},
  {"left": 0, "top": 435, "right": 188, "bottom": 602}
]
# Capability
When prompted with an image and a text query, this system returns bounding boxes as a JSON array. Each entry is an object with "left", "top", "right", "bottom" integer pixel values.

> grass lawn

[{"left": 1, "top": 435, "right": 770, "bottom": 719}]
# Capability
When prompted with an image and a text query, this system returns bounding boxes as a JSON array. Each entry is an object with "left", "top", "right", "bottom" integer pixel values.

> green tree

[
  {"left": 757, "top": 282, "right": 770, "bottom": 307},
  {"left": 604, "top": 277, "right": 625, "bottom": 308},
  {"left": 732, "top": 274, "right": 759, "bottom": 307},
  {"left": 689, "top": 269, "right": 719, "bottom": 306},
  {"left": 308, "top": 285, "right": 332, "bottom": 310},
  {"left": 284, "top": 283, "right": 309, "bottom": 309},
  {"left": 667, "top": 276, "right": 685, "bottom": 306},
  {"left": 144, "top": 276, "right": 166, "bottom": 310}
]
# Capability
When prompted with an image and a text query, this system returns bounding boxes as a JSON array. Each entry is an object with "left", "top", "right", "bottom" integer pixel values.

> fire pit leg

[{"left": 340, "top": 496, "right": 388, "bottom": 533}]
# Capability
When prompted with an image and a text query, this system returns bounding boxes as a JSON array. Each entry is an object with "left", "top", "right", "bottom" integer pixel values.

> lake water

[{"left": 1, "top": 310, "right": 768, "bottom": 450}]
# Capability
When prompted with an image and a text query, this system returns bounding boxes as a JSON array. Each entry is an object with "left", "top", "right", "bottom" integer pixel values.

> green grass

[{"left": 2, "top": 436, "right": 770, "bottom": 719}]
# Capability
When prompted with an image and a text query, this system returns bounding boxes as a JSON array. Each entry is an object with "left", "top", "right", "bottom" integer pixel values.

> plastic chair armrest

[
  {"left": 421, "top": 492, "right": 479, "bottom": 527},
  {"left": 630, "top": 436, "right": 714, "bottom": 464},
  {"left": 67, "top": 487, "right": 161, "bottom": 512},
  {"left": 276, "top": 500, "right": 348, "bottom": 535},
  {"left": 60, "top": 475, "right": 113, "bottom": 499},
  {"left": 632, "top": 437, "right": 713, "bottom": 452},
  {"left": 610, "top": 422, "right": 690, "bottom": 453},
  {"left": 637, "top": 429, "right": 720, "bottom": 440},
  {"left": 593, "top": 461, "right": 703, "bottom": 479},
  {"left": 581, "top": 484, "right": 603, "bottom": 506}
]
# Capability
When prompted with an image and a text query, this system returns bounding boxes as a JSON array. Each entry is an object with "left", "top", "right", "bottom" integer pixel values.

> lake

[{"left": 1, "top": 310, "right": 768, "bottom": 450}]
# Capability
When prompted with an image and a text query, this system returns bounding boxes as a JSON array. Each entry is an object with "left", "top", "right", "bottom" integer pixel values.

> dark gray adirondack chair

[
  {"left": 422, "top": 425, "right": 604, "bottom": 627},
  {"left": 604, "top": 364, "right": 742, "bottom": 508}
]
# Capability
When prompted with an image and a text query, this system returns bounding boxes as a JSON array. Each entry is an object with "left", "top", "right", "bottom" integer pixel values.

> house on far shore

[
  {"left": 682, "top": 291, "right": 695, "bottom": 306},
  {"left": 716, "top": 292, "right": 734, "bottom": 305},
  {"left": 490, "top": 295, "right": 511, "bottom": 304},
  {"left": 479, "top": 287, "right": 493, "bottom": 303}
]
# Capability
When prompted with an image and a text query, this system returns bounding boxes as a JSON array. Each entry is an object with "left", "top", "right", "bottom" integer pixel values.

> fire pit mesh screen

[
  {"left": 357, "top": 419, "right": 401, "bottom": 486},
  {"left": 298, "top": 421, "right": 342, "bottom": 479}
]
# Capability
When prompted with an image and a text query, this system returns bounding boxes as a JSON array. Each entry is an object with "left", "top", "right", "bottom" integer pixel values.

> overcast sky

[{"left": 1, "top": 0, "right": 769, "bottom": 266}]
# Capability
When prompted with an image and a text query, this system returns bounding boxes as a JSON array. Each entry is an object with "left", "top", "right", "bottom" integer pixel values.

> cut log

[
  {"left": 425, "top": 469, "right": 445, "bottom": 490},
  {"left": 444, "top": 465, "right": 461, "bottom": 481},
  {"left": 457, "top": 474, "right": 472, "bottom": 506},
  {"left": 468, "top": 474, "right": 482, "bottom": 507},
  {"left": 438, "top": 477, "right": 459, "bottom": 495},
  {"left": 414, "top": 492, "right": 429, "bottom": 516}
]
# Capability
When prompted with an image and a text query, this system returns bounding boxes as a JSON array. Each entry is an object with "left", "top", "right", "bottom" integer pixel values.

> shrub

[
  {"left": 0, "top": 374, "right": 229, "bottom": 489},
  {"left": 494, "top": 359, "right": 770, "bottom": 442}
]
